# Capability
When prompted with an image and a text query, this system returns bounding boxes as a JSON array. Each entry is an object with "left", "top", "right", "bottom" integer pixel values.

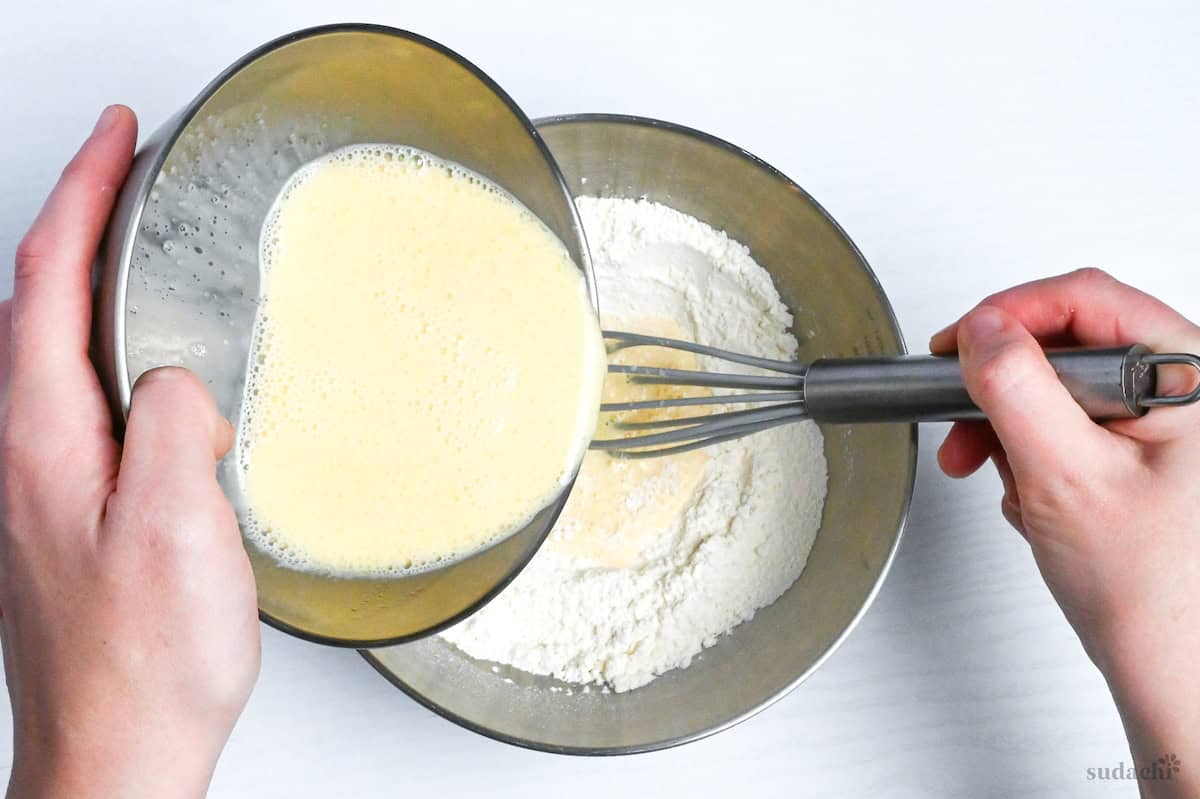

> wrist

[
  {"left": 1091, "top": 617, "right": 1200, "bottom": 797},
  {"left": 8, "top": 715, "right": 222, "bottom": 799}
]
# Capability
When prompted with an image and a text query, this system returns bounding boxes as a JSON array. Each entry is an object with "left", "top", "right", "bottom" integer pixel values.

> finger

[
  {"left": 930, "top": 268, "right": 1200, "bottom": 354},
  {"left": 1000, "top": 493, "right": 1027, "bottom": 538},
  {"left": 933, "top": 270, "right": 1200, "bottom": 444},
  {"left": 0, "top": 299, "right": 11, "bottom": 399},
  {"left": 116, "top": 368, "right": 234, "bottom": 505},
  {"left": 991, "top": 448, "right": 1019, "bottom": 507},
  {"left": 10, "top": 105, "right": 137, "bottom": 399},
  {"left": 956, "top": 304, "right": 1113, "bottom": 483},
  {"left": 993, "top": 450, "right": 1028, "bottom": 538},
  {"left": 937, "top": 420, "right": 999, "bottom": 478}
]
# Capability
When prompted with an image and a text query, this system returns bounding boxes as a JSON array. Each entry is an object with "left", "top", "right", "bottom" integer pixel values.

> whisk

[{"left": 591, "top": 331, "right": 1200, "bottom": 458}]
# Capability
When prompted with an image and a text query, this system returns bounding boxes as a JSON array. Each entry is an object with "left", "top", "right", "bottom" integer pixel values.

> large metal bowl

[
  {"left": 92, "top": 25, "right": 593, "bottom": 647},
  {"left": 363, "top": 115, "right": 917, "bottom": 754}
]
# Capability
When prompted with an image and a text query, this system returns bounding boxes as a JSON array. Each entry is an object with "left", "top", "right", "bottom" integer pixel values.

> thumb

[
  {"left": 957, "top": 305, "right": 1110, "bottom": 482},
  {"left": 117, "top": 367, "right": 234, "bottom": 498}
]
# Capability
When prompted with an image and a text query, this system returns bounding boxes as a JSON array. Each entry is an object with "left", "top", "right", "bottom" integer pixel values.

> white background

[{"left": 2, "top": 1, "right": 1198, "bottom": 796}]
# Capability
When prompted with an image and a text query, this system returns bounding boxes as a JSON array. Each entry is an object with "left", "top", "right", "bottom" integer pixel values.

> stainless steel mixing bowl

[
  {"left": 363, "top": 115, "right": 918, "bottom": 754},
  {"left": 93, "top": 24, "right": 593, "bottom": 646}
]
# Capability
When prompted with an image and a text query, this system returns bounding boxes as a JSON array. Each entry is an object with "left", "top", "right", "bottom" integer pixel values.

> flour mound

[{"left": 440, "top": 197, "right": 828, "bottom": 692}]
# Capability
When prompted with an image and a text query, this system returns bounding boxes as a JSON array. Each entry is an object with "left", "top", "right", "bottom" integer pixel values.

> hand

[
  {"left": 933, "top": 268, "right": 1200, "bottom": 797},
  {"left": 1, "top": 106, "right": 260, "bottom": 798}
]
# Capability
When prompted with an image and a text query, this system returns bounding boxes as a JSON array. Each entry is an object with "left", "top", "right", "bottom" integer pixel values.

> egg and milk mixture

[{"left": 237, "top": 144, "right": 605, "bottom": 575}]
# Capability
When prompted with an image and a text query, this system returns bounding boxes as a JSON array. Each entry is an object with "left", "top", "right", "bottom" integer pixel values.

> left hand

[{"left": 1, "top": 105, "right": 261, "bottom": 799}]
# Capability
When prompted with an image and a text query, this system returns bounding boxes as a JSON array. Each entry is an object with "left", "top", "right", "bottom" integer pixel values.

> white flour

[{"left": 440, "top": 197, "right": 827, "bottom": 692}]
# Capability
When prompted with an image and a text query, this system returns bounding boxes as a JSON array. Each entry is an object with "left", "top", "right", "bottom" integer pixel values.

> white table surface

[{"left": 3, "top": 1, "right": 1198, "bottom": 796}]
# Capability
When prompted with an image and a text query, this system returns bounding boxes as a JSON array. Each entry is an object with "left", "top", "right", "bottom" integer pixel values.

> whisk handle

[{"left": 802, "top": 345, "right": 1169, "bottom": 423}]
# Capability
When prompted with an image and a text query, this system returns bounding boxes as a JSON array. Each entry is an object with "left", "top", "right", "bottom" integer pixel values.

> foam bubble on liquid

[{"left": 126, "top": 112, "right": 352, "bottom": 376}]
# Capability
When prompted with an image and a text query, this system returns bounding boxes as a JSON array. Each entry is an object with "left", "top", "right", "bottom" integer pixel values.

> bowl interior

[
  {"left": 364, "top": 115, "right": 916, "bottom": 754},
  {"left": 111, "top": 26, "right": 590, "bottom": 645}
]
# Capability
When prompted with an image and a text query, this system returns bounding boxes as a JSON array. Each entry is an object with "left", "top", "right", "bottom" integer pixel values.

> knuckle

[
  {"left": 135, "top": 365, "right": 202, "bottom": 393},
  {"left": 1019, "top": 464, "right": 1096, "bottom": 521},
  {"left": 119, "top": 488, "right": 237, "bottom": 558},
  {"left": 1069, "top": 266, "right": 1115, "bottom": 286},
  {"left": 972, "top": 345, "right": 1039, "bottom": 401},
  {"left": 131, "top": 367, "right": 211, "bottom": 411},
  {"left": 59, "top": 151, "right": 91, "bottom": 184},
  {"left": 1020, "top": 451, "right": 1115, "bottom": 521},
  {"left": 13, "top": 231, "right": 48, "bottom": 285},
  {"left": 978, "top": 289, "right": 1010, "bottom": 309},
  {"left": 1000, "top": 495, "right": 1024, "bottom": 528}
]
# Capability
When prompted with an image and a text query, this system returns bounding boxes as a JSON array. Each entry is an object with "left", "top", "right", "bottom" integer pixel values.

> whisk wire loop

[{"left": 594, "top": 331, "right": 807, "bottom": 457}]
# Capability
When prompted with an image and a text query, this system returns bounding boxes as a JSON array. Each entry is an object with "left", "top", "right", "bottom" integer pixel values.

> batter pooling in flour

[{"left": 441, "top": 198, "right": 828, "bottom": 691}]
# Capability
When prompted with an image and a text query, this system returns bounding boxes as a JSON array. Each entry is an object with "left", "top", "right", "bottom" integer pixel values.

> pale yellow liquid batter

[{"left": 237, "top": 144, "right": 606, "bottom": 575}]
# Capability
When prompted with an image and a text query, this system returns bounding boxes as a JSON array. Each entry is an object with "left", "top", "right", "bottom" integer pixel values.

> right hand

[{"left": 931, "top": 268, "right": 1200, "bottom": 796}]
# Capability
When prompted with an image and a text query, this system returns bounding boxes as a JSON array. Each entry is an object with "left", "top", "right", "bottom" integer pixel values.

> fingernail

[
  {"left": 93, "top": 105, "right": 122, "bottom": 136},
  {"left": 964, "top": 306, "right": 1006, "bottom": 338}
]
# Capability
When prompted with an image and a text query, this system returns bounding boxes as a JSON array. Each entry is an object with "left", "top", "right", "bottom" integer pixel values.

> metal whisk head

[
  {"left": 590, "top": 331, "right": 1200, "bottom": 459},
  {"left": 590, "top": 331, "right": 811, "bottom": 458}
]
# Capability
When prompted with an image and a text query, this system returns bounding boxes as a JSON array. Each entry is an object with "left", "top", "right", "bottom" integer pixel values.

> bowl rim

[
  {"left": 105, "top": 23, "right": 595, "bottom": 649},
  {"left": 359, "top": 112, "right": 918, "bottom": 756}
]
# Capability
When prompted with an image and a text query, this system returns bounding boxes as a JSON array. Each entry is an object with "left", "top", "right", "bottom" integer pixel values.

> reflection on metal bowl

[{"left": 363, "top": 114, "right": 917, "bottom": 755}]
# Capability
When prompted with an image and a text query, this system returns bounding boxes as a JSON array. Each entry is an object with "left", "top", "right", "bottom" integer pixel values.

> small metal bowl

[
  {"left": 363, "top": 115, "right": 917, "bottom": 754},
  {"left": 93, "top": 25, "right": 593, "bottom": 646}
]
